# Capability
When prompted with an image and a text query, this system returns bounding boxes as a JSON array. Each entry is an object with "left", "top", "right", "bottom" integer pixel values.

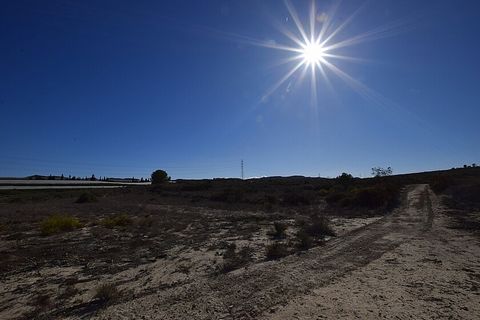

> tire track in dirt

[{"left": 96, "top": 184, "right": 434, "bottom": 320}]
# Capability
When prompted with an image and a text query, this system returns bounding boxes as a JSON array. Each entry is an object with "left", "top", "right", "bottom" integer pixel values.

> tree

[
  {"left": 336, "top": 172, "right": 354, "bottom": 186},
  {"left": 151, "top": 170, "right": 170, "bottom": 184},
  {"left": 371, "top": 167, "right": 392, "bottom": 177}
]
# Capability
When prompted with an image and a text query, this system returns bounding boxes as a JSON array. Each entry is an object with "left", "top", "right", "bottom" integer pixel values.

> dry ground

[{"left": 1, "top": 184, "right": 479, "bottom": 319}]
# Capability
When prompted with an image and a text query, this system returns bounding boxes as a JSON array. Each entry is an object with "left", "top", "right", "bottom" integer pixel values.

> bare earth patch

[{"left": 1, "top": 184, "right": 479, "bottom": 319}]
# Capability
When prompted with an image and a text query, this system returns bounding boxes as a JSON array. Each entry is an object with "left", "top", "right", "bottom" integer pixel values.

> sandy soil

[
  {"left": 90, "top": 185, "right": 479, "bottom": 319},
  {"left": 1, "top": 184, "right": 478, "bottom": 319},
  {"left": 264, "top": 185, "right": 480, "bottom": 320}
]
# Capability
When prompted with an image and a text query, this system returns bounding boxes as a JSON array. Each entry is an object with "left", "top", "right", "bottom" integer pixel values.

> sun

[
  {"left": 236, "top": 0, "right": 408, "bottom": 106},
  {"left": 301, "top": 41, "right": 325, "bottom": 66}
]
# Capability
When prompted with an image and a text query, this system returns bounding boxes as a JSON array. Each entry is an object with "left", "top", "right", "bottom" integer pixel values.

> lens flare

[
  {"left": 301, "top": 41, "right": 325, "bottom": 66},
  {"left": 226, "top": 0, "right": 411, "bottom": 108}
]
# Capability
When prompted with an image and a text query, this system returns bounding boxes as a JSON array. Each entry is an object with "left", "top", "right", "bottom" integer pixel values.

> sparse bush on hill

[
  {"left": 41, "top": 214, "right": 82, "bottom": 235},
  {"left": 75, "top": 192, "right": 97, "bottom": 203}
]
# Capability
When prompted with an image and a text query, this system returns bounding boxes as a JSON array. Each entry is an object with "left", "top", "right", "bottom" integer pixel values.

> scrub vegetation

[
  {"left": 0, "top": 166, "right": 479, "bottom": 319},
  {"left": 40, "top": 214, "right": 82, "bottom": 235}
]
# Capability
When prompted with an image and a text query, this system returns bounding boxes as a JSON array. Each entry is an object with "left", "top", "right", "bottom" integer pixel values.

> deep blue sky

[{"left": 1, "top": 0, "right": 479, "bottom": 179}]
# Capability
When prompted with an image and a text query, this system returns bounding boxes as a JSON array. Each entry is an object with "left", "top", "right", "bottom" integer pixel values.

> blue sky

[{"left": 1, "top": 0, "right": 479, "bottom": 179}]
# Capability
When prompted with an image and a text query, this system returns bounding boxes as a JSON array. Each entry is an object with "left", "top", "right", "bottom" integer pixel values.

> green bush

[
  {"left": 76, "top": 192, "right": 97, "bottom": 203},
  {"left": 265, "top": 242, "right": 289, "bottom": 260},
  {"left": 101, "top": 214, "right": 132, "bottom": 228},
  {"left": 41, "top": 214, "right": 82, "bottom": 235}
]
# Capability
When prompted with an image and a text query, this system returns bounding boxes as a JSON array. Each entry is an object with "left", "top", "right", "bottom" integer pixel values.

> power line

[{"left": 241, "top": 159, "right": 244, "bottom": 179}]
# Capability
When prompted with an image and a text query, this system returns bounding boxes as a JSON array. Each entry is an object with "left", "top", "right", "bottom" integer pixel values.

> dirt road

[{"left": 96, "top": 184, "right": 480, "bottom": 319}]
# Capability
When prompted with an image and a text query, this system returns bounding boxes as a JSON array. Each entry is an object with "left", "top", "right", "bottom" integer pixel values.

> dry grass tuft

[
  {"left": 94, "top": 283, "right": 120, "bottom": 305},
  {"left": 41, "top": 214, "right": 82, "bottom": 236},
  {"left": 101, "top": 214, "right": 132, "bottom": 228}
]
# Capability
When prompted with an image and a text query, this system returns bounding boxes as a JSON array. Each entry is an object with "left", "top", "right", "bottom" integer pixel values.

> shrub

[
  {"left": 296, "top": 230, "right": 313, "bottom": 250},
  {"left": 151, "top": 170, "right": 170, "bottom": 185},
  {"left": 335, "top": 172, "right": 354, "bottom": 186},
  {"left": 41, "top": 214, "right": 82, "bottom": 235},
  {"left": 305, "top": 216, "right": 335, "bottom": 238},
  {"left": 326, "top": 184, "right": 400, "bottom": 210},
  {"left": 265, "top": 242, "right": 289, "bottom": 260},
  {"left": 430, "top": 176, "right": 452, "bottom": 194},
  {"left": 179, "top": 181, "right": 211, "bottom": 191},
  {"left": 352, "top": 187, "right": 388, "bottom": 208},
  {"left": 264, "top": 195, "right": 278, "bottom": 205},
  {"left": 75, "top": 192, "right": 97, "bottom": 203},
  {"left": 269, "top": 221, "right": 287, "bottom": 239},
  {"left": 101, "top": 214, "right": 132, "bottom": 228},
  {"left": 282, "top": 192, "right": 311, "bottom": 206},
  {"left": 94, "top": 283, "right": 120, "bottom": 305},
  {"left": 210, "top": 189, "right": 244, "bottom": 203},
  {"left": 371, "top": 166, "right": 393, "bottom": 177},
  {"left": 32, "top": 293, "right": 52, "bottom": 310},
  {"left": 325, "top": 191, "right": 347, "bottom": 205},
  {"left": 352, "top": 184, "right": 400, "bottom": 209},
  {"left": 220, "top": 244, "right": 253, "bottom": 273},
  {"left": 58, "top": 284, "right": 79, "bottom": 301},
  {"left": 318, "top": 188, "right": 329, "bottom": 197}
]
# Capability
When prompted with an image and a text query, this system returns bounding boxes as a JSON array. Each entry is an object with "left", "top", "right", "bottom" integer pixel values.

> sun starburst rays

[{"left": 246, "top": 0, "right": 410, "bottom": 109}]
